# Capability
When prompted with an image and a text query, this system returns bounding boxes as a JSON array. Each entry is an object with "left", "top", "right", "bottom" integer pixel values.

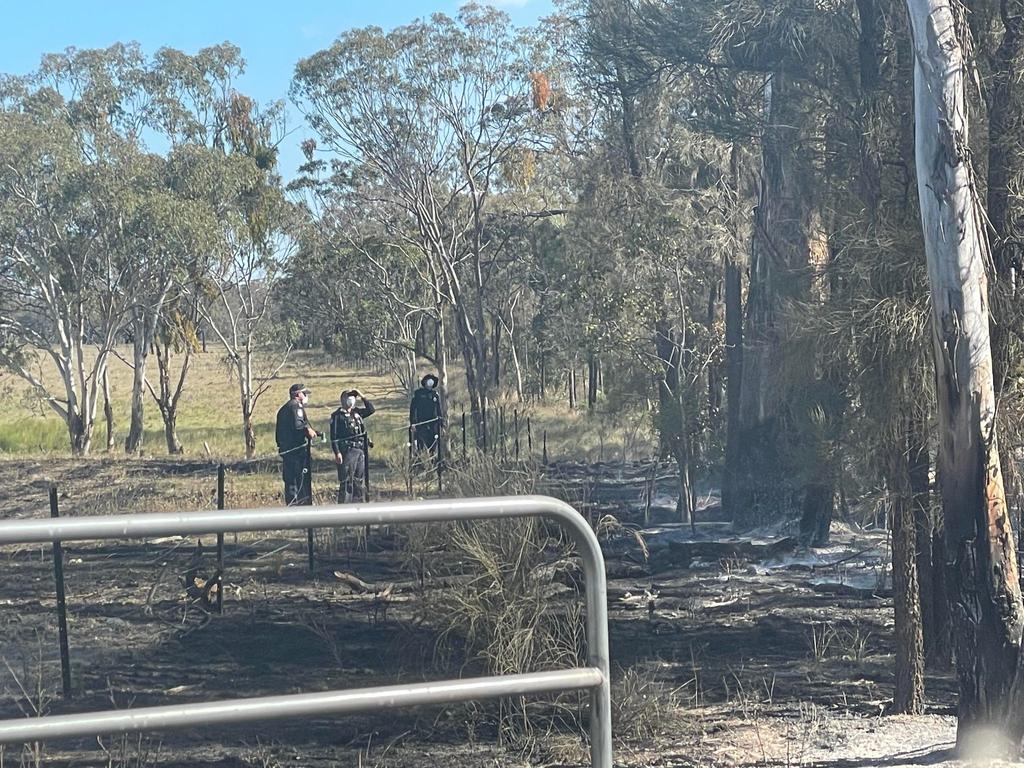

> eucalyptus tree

[
  {"left": 0, "top": 48, "right": 154, "bottom": 455},
  {"left": 906, "top": 0, "right": 1024, "bottom": 745},
  {"left": 293, "top": 4, "right": 553, "bottom": 447},
  {"left": 183, "top": 112, "right": 296, "bottom": 460}
]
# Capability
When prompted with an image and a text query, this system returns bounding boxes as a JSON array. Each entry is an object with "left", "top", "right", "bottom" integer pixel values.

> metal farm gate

[{"left": 0, "top": 495, "right": 612, "bottom": 767}]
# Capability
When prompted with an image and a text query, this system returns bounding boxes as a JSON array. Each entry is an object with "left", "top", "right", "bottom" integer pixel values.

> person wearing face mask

[
  {"left": 330, "top": 388, "right": 375, "bottom": 503},
  {"left": 409, "top": 374, "right": 443, "bottom": 454},
  {"left": 276, "top": 383, "right": 319, "bottom": 505}
]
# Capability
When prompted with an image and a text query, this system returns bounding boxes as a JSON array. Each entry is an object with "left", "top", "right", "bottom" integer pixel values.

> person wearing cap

[
  {"left": 276, "top": 383, "right": 318, "bottom": 505},
  {"left": 330, "top": 389, "right": 375, "bottom": 503},
  {"left": 409, "top": 373, "right": 443, "bottom": 453}
]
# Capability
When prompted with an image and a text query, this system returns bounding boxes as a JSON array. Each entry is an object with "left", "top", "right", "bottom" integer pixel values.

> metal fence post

[
  {"left": 48, "top": 486, "right": 72, "bottom": 700},
  {"left": 306, "top": 440, "right": 317, "bottom": 575},
  {"left": 363, "top": 434, "right": 371, "bottom": 502},
  {"left": 216, "top": 464, "right": 225, "bottom": 614}
]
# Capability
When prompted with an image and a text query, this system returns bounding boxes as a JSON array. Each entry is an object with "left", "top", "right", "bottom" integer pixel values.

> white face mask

[
  {"left": 342, "top": 396, "right": 356, "bottom": 409},
  {"left": 425, "top": 380, "right": 436, "bottom": 389}
]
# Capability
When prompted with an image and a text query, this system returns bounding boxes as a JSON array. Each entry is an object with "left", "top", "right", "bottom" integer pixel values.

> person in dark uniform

[
  {"left": 409, "top": 374, "right": 443, "bottom": 453},
  {"left": 330, "top": 389, "right": 375, "bottom": 503},
  {"left": 276, "top": 383, "right": 318, "bottom": 505}
]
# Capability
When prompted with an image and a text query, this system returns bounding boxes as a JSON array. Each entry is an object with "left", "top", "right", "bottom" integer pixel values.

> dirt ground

[{"left": 0, "top": 455, "right": 986, "bottom": 767}]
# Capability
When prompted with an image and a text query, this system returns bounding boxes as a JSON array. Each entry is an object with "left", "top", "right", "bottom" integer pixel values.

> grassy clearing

[{"left": 0, "top": 347, "right": 656, "bottom": 466}]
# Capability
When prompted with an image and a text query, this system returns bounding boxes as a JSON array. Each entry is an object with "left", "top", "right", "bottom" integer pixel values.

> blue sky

[{"left": 1, "top": 0, "right": 555, "bottom": 178}]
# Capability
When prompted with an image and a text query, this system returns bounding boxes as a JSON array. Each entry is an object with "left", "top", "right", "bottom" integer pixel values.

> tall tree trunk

[
  {"left": 799, "top": 484, "right": 834, "bottom": 548},
  {"left": 568, "top": 365, "right": 577, "bottom": 409},
  {"left": 984, "top": 0, "right": 1024, "bottom": 581},
  {"left": 655, "top": 319, "right": 695, "bottom": 526},
  {"left": 429, "top": 308, "right": 450, "bottom": 457},
  {"left": 986, "top": 0, "right": 1024, "bottom": 392},
  {"left": 509, "top": 332, "right": 525, "bottom": 403},
  {"left": 151, "top": 331, "right": 192, "bottom": 455},
  {"left": 242, "top": 395, "right": 256, "bottom": 460},
  {"left": 125, "top": 324, "right": 147, "bottom": 454},
  {"left": 907, "top": 418, "right": 943, "bottom": 667},
  {"left": 454, "top": 304, "right": 488, "bottom": 449},
  {"left": 908, "top": 0, "right": 1024, "bottom": 743},
  {"left": 163, "top": 408, "right": 180, "bottom": 455},
  {"left": 722, "top": 144, "right": 745, "bottom": 522},
  {"left": 124, "top": 282, "right": 171, "bottom": 454},
  {"left": 587, "top": 355, "right": 599, "bottom": 410},
  {"left": 240, "top": 356, "right": 257, "bottom": 460},
  {"left": 706, "top": 279, "right": 723, "bottom": 435},
  {"left": 615, "top": 63, "right": 642, "bottom": 179},
  {"left": 931, "top": 509, "right": 954, "bottom": 668},
  {"left": 492, "top": 318, "right": 501, "bottom": 390},
  {"left": 891, "top": 450, "right": 926, "bottom": 714},
  {"left": 908, "top": 419, "right": 939, "bottom": 666},
  {"left": 539, "top": 351, "right": 547, "bottom": 400},
  {"left": 735, "top": 72, "right": 815, "bottom": 529}
]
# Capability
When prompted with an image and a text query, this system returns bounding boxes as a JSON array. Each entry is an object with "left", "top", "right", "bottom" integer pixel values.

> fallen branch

[{"left": 334, "top": 571, "right": 394, "bottom": 596}]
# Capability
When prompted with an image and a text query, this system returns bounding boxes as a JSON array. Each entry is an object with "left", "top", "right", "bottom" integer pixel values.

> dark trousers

[
  {"left": 337, "top": 447, "right": 366, "bottom": 503},
  {"left": 282, "top": 450, "right": 311, "bottom": 506},
  {"left": 414, "top": 424, "right": 439, "bottom": 453}
]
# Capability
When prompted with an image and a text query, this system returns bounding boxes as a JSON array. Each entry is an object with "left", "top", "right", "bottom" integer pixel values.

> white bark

[{"left": 907, "top": 0, "right": 1024, "bottom": 740}]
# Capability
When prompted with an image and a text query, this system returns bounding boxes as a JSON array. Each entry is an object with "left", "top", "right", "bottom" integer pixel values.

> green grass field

[{"left": 0, "top": 346, "right": 656, "bottom": 466}]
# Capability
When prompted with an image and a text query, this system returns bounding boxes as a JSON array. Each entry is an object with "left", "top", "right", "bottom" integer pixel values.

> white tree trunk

[{"left": 907, "top": 0, "right": 1024, "bottom": 744}]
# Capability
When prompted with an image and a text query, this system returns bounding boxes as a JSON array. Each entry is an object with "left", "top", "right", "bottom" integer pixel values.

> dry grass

[
  {"left": 400, "top": 456, "right": 586, "bottom": 748},
  {"left": 0, "top": 347, "right": 655, "bottom": 467}
]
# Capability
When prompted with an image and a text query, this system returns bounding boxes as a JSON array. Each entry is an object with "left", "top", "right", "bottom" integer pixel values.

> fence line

[{"left": 0, "top": 496, "right": 612, "bottom": 768}]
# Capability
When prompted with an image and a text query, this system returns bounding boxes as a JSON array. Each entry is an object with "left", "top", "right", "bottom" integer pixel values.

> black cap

[
  {"left": 289, "top": 383, "right": 310, "bottom": 396},
  {"left": 421, "top": 374, "right": 438, "bottom": 387}
]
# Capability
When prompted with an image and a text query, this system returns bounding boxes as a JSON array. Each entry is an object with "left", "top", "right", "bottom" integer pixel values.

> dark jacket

[
  {"left": 409, "top": 387, "right": 443, "bottom": 427},
  {"left": 330, "top": 400, "right": 375, "bottom": 455},
  {"left": 276, "top": 399, "right": 311, "bottom": 454}
]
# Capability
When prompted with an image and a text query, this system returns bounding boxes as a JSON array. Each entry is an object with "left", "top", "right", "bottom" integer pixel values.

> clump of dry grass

[
  {"left": 612, "top": 666, "right": 686, "bottom": 744},
  {"left": 401, "top": 455, "right": 585, "bottom": 747}
]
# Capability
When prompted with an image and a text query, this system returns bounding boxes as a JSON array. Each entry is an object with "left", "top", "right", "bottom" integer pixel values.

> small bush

[{"left": 402, "top": 454, "right": 586, "bottom": 746}]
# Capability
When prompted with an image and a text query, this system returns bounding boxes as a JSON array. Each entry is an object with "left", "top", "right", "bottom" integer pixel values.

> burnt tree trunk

[
  {"left": 722, "top": 144, "right": 745, "bottom": 522},
  {"left": 907, "top": 419, "right": 942, "bottom": 667},
  {"left": 908, "top": 0, "right": 1024, "bottom": 743},
  {"left": 735, "top": 71, "right": 816, "bottom": 530},
  {"left": 799, "top": 484, "right": 834, "bottom": 548},
  {"left": 587, "top": 355, "right": 599, "bottom": 410},
  {"left": 655, "top": 318, "right": 696, "bottom": 526},
  {"left": 891, "top": 456, "right": 926, "bottom": 714}
]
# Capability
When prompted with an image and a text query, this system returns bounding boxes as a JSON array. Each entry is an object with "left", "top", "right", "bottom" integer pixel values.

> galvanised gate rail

[{"left": 0, "top": 496, "right": 612, "bottom": 767}]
